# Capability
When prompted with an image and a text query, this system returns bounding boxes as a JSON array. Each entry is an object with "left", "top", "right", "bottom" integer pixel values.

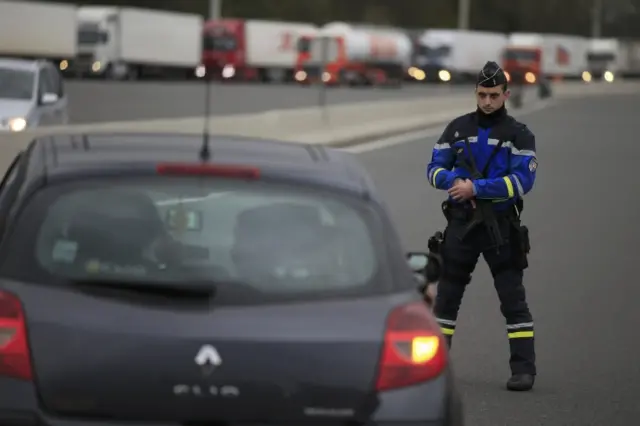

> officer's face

[{"left": 476, "top": 85, "right": 509, "bottom": 113}]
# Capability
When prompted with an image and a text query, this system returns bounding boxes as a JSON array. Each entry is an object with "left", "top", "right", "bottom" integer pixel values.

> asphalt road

[
  {"left": 64, "top": 80, "right": 474, "bottom": 124},
  {"left": 355, "top": 94, "right": 640, "bottom": 425}
]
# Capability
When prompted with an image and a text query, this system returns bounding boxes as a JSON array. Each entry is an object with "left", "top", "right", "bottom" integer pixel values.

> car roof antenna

[{"left": 199, "top": 68, "right": 213, "bottom": 162}]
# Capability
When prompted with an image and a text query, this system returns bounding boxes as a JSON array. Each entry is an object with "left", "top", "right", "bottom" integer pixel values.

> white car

[{"left": 0, "top": 57, "right": 69, "bottom": 132}]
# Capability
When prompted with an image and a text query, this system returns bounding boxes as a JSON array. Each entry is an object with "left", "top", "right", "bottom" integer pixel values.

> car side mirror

[
  {"left": 407, "top": 252, "right": 437, "bottom": 306},
  {"left": 406, "top": 251, "right": 429, "bottom": 285},
  {"left": 40, "top": 92, "right": 59, "bottom": 105}
]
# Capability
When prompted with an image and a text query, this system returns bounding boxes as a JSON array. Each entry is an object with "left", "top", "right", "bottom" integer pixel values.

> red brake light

[
  {"left": 156, "top": 163, "right": 260, "bottom": 179},
  {"left": 0, "top": 291, "right": 32, "bottom": 380},
  {"left": 375, "top": 302, "right": 447, "bottom": 391}
]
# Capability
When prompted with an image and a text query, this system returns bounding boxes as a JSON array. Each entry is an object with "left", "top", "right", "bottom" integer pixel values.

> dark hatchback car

[{"left": 0, "top": 133, "right": 464, "bottom": 426}]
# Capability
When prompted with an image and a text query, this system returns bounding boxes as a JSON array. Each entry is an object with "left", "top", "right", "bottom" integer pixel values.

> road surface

[
  {"left": 350, "top": 94, "right": 640, "bottom": 426},
  {"left": 64, "top": 80, "right": 474, "bottom": 123}
]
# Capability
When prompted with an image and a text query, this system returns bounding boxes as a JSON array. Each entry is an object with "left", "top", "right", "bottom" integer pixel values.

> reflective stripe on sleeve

[
  {"left": 502, "top": 176, "right": 515, "bottom": 198},
  {"left": 431, "top": 168, "right": 445, "bottom": 187}
]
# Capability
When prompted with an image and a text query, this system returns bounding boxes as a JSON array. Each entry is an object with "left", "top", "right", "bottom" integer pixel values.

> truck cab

[
  {"left": 298, "top": 26, "right": 345, "bottom": 86},
  {"left": 76, "top": 6, "right": 120, "bottom": 79},
  {"left": 293, "top": 33, "right": 316, "bottom": 82},
  {"left": 502, "top": 34, "right": 543, "bottom": 85},
  {"left": 411, "top": 30, "right": 457, "bottom": 83},
  {"left": 584, "top": 38, "right": 619, "bottom": 82},
  {"left": 201, "top": 19, "right": 250, "bottom": 81}
]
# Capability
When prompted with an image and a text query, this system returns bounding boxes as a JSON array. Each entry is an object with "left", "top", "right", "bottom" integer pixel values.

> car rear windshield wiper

[{"left": 68, "top": 278, "right": 217, "bottom": 299}]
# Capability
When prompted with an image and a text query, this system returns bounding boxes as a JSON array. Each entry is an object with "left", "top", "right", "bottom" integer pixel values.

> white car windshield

[{"left": 0, "top": 68, "right": 35, "bottom": 100}]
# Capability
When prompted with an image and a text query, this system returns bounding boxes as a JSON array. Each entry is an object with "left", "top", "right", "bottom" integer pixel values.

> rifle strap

[
  {"left": 482, "top": 139, "right": 505, "bottom": 177},
  {"left": 463, "top": 137, "right": 505, "bottom": 179}
]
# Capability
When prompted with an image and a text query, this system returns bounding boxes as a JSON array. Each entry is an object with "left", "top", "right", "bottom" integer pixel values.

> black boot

[
  {"left": 506, "top": 374, "right": 535, "bottom": 391},
  {"left": 444, "top": 334, "right": 452, "bottom": 349}
]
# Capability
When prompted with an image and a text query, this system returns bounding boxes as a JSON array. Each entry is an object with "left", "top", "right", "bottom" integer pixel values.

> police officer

[{"left": 425, "top": 61, "right": 538, "bottom": 392}]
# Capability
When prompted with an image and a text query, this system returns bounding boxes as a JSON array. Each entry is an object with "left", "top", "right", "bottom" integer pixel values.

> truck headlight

[
  {"left": 525, "top": 72, "right": 536, "bottom": 83},
  {"left": 222, "top": 65, "right": 235, "bottom": 79},
  {"left": 7, "top": 117, "right": 27, "bottom": 132},
  {"left": 438, "top": 70, "right": 451, "bottom": 82},
  {"left": 603, "top": 71, "right": 614, "bottom": 82}
]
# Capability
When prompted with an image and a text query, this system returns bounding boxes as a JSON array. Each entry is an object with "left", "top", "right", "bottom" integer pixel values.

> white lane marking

[{"left": 342, "top": 99, "right": 556, "bottom": 154}]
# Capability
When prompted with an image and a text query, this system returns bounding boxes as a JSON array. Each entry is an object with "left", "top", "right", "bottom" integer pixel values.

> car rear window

[{"left": 2, "top": 177, "right": 387, "bottom": 302}]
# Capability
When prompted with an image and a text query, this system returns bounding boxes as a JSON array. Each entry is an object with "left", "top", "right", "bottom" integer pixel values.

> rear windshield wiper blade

[{"left": 69, "top": 278, "right": 217, "bottom": 298}]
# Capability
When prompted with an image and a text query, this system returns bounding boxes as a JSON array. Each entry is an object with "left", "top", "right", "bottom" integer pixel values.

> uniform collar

[{"left": 476, "top": 105, "right": 507, "bottom": 128}]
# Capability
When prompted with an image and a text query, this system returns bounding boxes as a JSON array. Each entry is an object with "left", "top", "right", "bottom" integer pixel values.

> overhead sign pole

[
  {"left": 457, "top": 0, "right": 470, "bottom": 29},
  {"left": 209, "top": 0, "right": 221, "bottom": 20},
  {"left": 318, "top": 36, "right": 329, "bottom": 124}
]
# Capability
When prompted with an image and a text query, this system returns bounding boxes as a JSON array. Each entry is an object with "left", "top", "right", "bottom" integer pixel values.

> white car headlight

[{"left": 7, "top": 117, "right": 27, "bottom": 132}]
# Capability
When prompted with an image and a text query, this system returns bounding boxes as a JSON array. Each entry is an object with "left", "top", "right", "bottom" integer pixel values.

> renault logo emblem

[{"left": 195, "top": 345, "right": 222, "bottom": 376}]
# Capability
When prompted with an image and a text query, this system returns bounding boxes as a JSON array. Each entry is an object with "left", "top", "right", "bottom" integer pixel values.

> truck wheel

[
  {"left": 126, "top": 66, "right": 140, "bottom": 81},
  {"left": 107, "top": 64, "right": 135, "bottom": 81},
  {"left": 266, "top": 68, "right": 285, "bottom": 84}
]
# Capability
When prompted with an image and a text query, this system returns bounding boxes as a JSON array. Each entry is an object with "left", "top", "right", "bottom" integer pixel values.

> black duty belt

[{"left": 447, "top": 202, "right": 516, "bottom": 220}]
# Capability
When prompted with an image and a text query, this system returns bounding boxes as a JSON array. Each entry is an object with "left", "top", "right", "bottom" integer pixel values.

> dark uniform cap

[{"left": 477, "top": 61, "right": 507, "bottom": 87}]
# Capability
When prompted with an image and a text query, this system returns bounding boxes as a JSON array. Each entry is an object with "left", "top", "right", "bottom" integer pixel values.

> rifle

[{"left": 458, "top": 138, "right": 505, "bottom": 250}]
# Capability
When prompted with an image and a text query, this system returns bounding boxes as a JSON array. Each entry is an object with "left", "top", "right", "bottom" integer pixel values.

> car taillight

[
  {"left": 375, "top": 301, "right": 447, "bottom": 391},
  {"left": 0, "top": 291, "right": 32, "bottom": 380}
]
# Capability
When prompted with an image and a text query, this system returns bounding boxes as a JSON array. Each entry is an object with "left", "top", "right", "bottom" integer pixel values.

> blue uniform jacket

[{"left": 426, "top": 110, "right": 537, "bottom": 211}]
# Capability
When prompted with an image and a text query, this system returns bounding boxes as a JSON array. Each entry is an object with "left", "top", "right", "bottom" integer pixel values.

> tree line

[{"left": 37, "top": 0, "right": 640, "bottom": 38}]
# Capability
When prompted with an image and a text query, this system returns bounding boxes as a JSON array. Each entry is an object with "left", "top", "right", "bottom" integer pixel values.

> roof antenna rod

[
  {"left": 199, "top": 66, "right": 213, "bottom": 162},
  {"left": 201, "top": 1, "right": 223, "bottom": 162}
]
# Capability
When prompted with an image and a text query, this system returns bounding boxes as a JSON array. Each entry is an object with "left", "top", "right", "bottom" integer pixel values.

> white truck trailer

[
  {"left": 0, "top": 0, "right": 77, "bottom": 71},
  {"left": 619, "top": 39, "right": 640, "bottom": 78}
]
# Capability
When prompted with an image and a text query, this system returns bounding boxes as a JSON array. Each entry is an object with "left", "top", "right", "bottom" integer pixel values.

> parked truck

[
  {"left": 502, "top": 33, "right": 589, "bottom": 85},
  {"left": 202, "top": 19, "right": 318, "bottom": 83},
  {"left": 0, "top": 0, "right": 77, "bottom": 71},
  {"left": 296, "top": 22, "right": 412, "bottom": 87},
  {"left": 409, "top": 29, "right": 507, "bottom": 83},
  {"left": 73, "top": 6, "right": 203, "bottom": 80},
  {"left": 584, "top": 38, "right": 622, "bottom": 82}
]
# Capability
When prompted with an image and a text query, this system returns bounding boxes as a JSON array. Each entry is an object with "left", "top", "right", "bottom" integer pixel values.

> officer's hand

[
  {"left": 448, "top": 179, "right": 475, "bottom": 201},
  {"left": 423, "top": 283, "right": 437, "bottom": 306}
]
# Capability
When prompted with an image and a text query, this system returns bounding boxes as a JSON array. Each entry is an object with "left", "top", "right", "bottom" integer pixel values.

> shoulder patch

[{"left": 529, "top": 158, "right": 538, "bottom": 172}]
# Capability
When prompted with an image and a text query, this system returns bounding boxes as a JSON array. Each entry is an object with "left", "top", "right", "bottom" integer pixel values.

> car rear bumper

[
  {"left": 0, "top": 415, "right": 453, "bottom": 426},
  {"left": 1, "top": 372, "right": 461, "bottom": 426}
]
